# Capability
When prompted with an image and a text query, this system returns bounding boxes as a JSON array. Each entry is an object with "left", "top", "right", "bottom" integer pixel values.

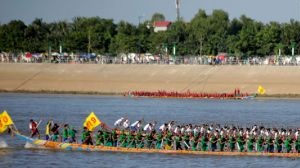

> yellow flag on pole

[
  {"left": 1, "top": 111, "right": 14, "bottom": 125},
  {"left": 83, "top": 112, "right": 101, "bottom": 131},
  {"left": 0, "top": 111, "right": 14, "bottom": 133},
  {"left": 257, "top": 85, "right": 266, "bottom": 95},
  {"left": 0, "top": 113, "right": 7, "bottom": 133}
]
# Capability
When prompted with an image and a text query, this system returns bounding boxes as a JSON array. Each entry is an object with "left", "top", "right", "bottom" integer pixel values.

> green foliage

[
  {"left": 0, "top": 10, "right": 300, "bottom": 57},
  {"left": 151, "top": 13, "right": 166, "bottom": 23}
]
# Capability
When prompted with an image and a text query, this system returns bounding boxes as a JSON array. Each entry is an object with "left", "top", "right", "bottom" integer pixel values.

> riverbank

[{"left": 0, "top": 63, "right": 300, "bottom": 98}]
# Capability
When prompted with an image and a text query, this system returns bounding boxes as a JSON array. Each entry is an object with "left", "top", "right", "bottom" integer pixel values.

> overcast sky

[{"left": 1, "top": 0, "right": 300, "bottom": 25}]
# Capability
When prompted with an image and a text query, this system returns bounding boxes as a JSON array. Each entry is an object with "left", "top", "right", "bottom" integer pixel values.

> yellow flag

[
  {"left": 1, "top": 111, "right": 14, "bottom": 125},
  {"left": 0, "top": 125, "right": 7, "bottom": 133},
  {"left": 257, "top": 85, "right": 266, "bottom": 95},
  {"left": 0, "top": 112, "right": 8, "bottom": 133},
  {"left": 83, "top": 112, "right": 101, "bottom": 131},
  {"left": 0, "top": 113, "right": 6, "bottom": 133}
]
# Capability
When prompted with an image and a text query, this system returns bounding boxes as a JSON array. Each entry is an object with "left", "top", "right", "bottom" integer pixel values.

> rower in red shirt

[{"left": 29, "top": 119, "right": 40, "bottom": 138}]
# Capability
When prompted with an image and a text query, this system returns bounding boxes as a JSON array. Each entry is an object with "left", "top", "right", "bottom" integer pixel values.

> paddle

[
  {"left": 183, "top": 140, "right": 191, "bottom": 149},
  {"left": 36, "top": 120, "right": 42, "bottom": 128}
]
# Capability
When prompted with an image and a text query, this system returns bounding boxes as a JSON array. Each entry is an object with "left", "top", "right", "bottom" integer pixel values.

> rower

[
  {"left": 228, "top": 133, "right": 236, "bottom": 152},
  {"left": 144, "top": 121, "right": 156, "bottom": 133},
  {"left": 126, "top": 131, "right": 136, "bottom": 148},
  {"left": 62, "top": 124, "right": 69, "bottom": 142},
  {"left": 237, "top": 129, "right": 245, "bottom": 152},
  {"left": 200, "top": 133, "right": 208, "bottom": 151},
  {"left": 96, "top": 130, "right": 104, "bottom": 146},
  {"left": 135, "top": 131, "right": 144, "bottom": 148},
  {"left": 210, "top": 131, "right": 218, "bottom": 152},
  {"left": 143, "top": 123, "right": 152, "bottom": 133},
  {"left": 130, "top": 120, "right": 142, "bottom": 132},
  {"left": 103, "top": 130, "right": 112, "bottom": 146},
  {"left": 118, "top": 130, "right": 127, "bottom": 147},
  {"left": 29, "top": 119, "right": 40, "bottom": 138},
  {"left": 122, "top": 119, "right": 130, "bottom": 130},
  {"left": 159, "top": 123, "right": 167, "bottom": 132},
  {"left": 81, "top": 127, "right": 88, "bottom": 143},
  {"left": 246, "top": 133, "right": 255, "bottom": 152},
  {"left": 284, "top": 131, "right": 293, "bottom": 153},
  {"left": 51, "top": 123, "right": 60, "bottom": 142},
  {"left": 114, "top": 117, "right": 125, "bottom": 128},
  {"left": 45, "top": 119, "right": 53, "bottom": 140},
  {"left": 173, "top": 133, "right": 182, "bottom": 150},
  {"left": 68, "top": 126, "right": 77, "bottom": 143},
  {"left": 155, "top": 131, "right": 163, "bottom": 149},
  {"left": 111, "top": 129, "right": 118, "bottom": 147},
  {"left": 168, "top": 121, "right": 175, "bottom": 132},
  {"left": 81, "top": 127, "right": 93, "bottom": 145}
]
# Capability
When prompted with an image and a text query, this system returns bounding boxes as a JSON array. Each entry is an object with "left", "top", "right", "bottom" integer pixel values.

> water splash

[
  {"left": 24, "top": 141, "right": 35, "bottom": 148},
  {"left": 0, "top": 140, "right": 8, "bottom": 148}
]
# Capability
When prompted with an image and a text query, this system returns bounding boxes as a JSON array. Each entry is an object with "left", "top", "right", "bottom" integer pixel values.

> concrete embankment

[{"left": 0, "top": 63, "right": 300, "bottom": 96}]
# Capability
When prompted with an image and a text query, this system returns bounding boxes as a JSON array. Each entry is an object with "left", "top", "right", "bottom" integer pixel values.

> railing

[{"left": 1, "top": 54, "right": 300, "bottom": 66}]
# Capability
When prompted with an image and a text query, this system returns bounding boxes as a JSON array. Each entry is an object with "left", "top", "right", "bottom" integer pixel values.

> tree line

[{"left": 0, "top": 9, "right": 300, "bottom": 58}]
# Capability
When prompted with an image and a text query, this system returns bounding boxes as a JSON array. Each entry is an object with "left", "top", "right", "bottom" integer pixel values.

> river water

[{"left": 0, "top": 93, "right": 300, "bottom": 168}]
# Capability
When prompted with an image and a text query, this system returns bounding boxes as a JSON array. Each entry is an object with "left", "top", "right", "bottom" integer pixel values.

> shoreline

[
  {"left": 2, "top": 89, "right": 300, "bottom": 100},
  {"left": 1, "top": 63, "right": 300, "bottom": 98}
]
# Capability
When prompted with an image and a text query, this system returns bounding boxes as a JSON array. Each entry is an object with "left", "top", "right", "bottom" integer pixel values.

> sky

[{"left": 0, "top": 0, "right": 300, "bottom": 25}]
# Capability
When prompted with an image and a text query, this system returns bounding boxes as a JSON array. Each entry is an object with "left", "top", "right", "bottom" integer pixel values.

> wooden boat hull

[{"left": 15, "top": 133, "right": 300, "bottom": 158}]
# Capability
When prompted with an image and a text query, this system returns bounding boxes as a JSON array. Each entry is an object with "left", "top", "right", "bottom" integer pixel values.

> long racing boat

[{"left": 15, "top": 133, "right": 300, "bottom": 158}]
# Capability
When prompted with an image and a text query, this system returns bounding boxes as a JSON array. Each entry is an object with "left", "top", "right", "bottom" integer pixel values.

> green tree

[
  {"left": 166, "top": 21, "right": 187, "bottom": 55},
  {"left": 109, "top": 21, "right": 138, "bottom": 54},
  {"left": 0, "top": 20, "right": 27, "bottom": 52},
  {"left": 151, "top": 13, "right": 166, "bottom": 23},
  {"left": 187, "top": 9, "right": 208, "bottom": 55},
  {"left": 256, "top": 22, "right": 281, "bottom": 56},
  {"left": 47, "top": 21, "right": 70, "bottom": 52},
  {"left": 236, "top": 15, "right": 263, "bottom": 57},
  {"left": 24, "top": 18, "right": 49, "bottom": 52}
]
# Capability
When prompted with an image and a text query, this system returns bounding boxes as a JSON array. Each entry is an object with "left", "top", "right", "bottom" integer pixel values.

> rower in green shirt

[
  {"left": 237, "top": 134, "right": 245, "bottom": 152},
  {"left": 247, "top": 135, "right": 255, "bottom": 152},
  {"left": 155, "top": 132, "right": 163, "bottom": 149},
  {"left": 182, "top": 133, "right": 190, "bottom": 150},
  {"left": 189, "top": 134, "right": 197, "bottom": 151},
  {"left": 275, "top": 135, "right": 283, "bottom": 153},
  {"left": 68, "top": 126, "right": 77, "bottom": 143},
  {"left": 228, "top": 134, "right": 236, "bottom": 152},
  {"left": 173, "top": 134, "right": 182, "bottom": 150},
  {"left": 295, "top": 137, "right": 300, "bottom": 153},
  {"left": 256, "top": 135, "right": 264, "bottom": 152},
  {"left": 218, "top": 135, "right": 226, "bottom": 152},
  {"left": 210, "top": 133, "right": 218, "bottom": 152},
  {"left": 163, "top": 131, "right": 173, "bottom": 150},
  {"left": 118, "top": 130, "right": 127, "bottom": 147},
  {"left": 96, "top": 130, "right": 104, "bottom": 146},
  {"left": 201, "top": 134, "right": 208, "bottom": 151},
  {"left": 145, "top": 133, "right": 152, "bottom": 148},
  {"left": 284, "top": 136, "right": 293, "bottom": 153},
  {"left": 62, "top": 124, "right": 69, "bottom": 142},
  {"left": 126, "top": 132, "right": 136, "bottom": 148},
  {"left": 103, "top": 131, "right": 112, "bottom": 146},
  {"left": 135, "top": 132, "right": 144, "bottom": 148},
  {"left": 111, "top": 129, "right": 118, "bottom": 147},
  {"left": 81, "top": 127, "right": 88, "bottom": 144}
]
